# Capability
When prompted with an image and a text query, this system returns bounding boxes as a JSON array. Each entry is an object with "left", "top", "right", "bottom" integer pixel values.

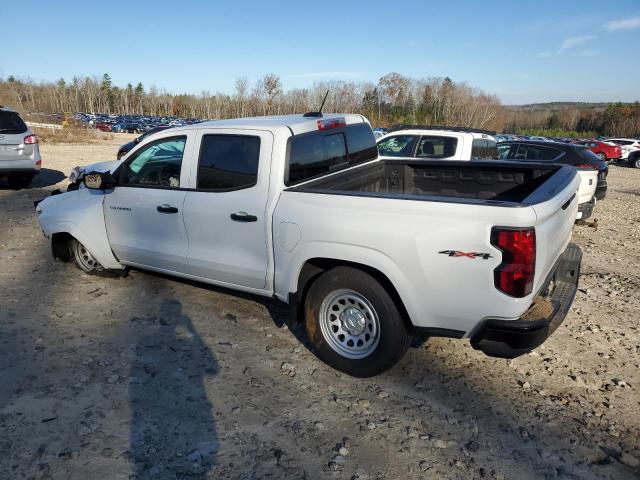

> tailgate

[{"left": 529, "top": 172, "right": 580, "bottom": 296}]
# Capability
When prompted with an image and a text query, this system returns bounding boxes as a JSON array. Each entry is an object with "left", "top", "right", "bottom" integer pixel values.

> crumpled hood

[{"left": 81, "top": 159, "right": 121, "bottom": 174}]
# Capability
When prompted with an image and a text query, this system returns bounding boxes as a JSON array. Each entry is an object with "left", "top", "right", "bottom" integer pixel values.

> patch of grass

[{"left": 32, "top": 126, "right": 113, "bottom": 144}]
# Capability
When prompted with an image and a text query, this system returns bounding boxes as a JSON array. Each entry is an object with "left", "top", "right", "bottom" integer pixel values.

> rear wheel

[
  {"left": 8, "top": 175, "right": 34, "bottom": 189},
  {"left": 596, "top": 152, "right": 607, "bottom": 161},
  {"left": 304, "top": 266, "right": 409, "bottom": 377},
  {"left": 632, "top": 155, "right": 640, "bottom": 169},
  {"left": 71, "top": 239, "right": 106, "bottom": 274}
]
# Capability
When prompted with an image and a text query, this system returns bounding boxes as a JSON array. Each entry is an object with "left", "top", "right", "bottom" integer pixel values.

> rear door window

[
  {"left": 377, "top": 135, "right": 418, "bottom": 157},
  {"left": 0, "top": 111, "right": 28, "bottom": 134},
  {"left": 514, "top": 144, "right": 563, "bottom": 161},
  {"left": 471, "top": 139, "right": 498, "bottom": 160},
  {"left": 416, "top": 136, "right": 458, "bottom": 158},
  {"left": 197, "top": 134, "right": 260, "bottom": 191}
]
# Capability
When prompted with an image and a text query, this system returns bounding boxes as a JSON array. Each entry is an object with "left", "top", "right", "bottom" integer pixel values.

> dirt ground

[{"left": 1, "top": 136, "right": 639, "bottom": 480}]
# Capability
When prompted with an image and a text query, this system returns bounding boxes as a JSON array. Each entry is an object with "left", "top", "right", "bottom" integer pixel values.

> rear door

[
  {"left": 104, "top": 133, "right": 194, "bottom": 272},
  {"left": 182, "top": 129, "right": 273, "bottom": 289}
]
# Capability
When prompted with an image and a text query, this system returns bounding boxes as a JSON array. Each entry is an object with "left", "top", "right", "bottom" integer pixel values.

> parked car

[
  {"left": 603, "top": 138, "right": 640, "bottom": 160},
  {"left": 117, "top": 125, "right": 172, "bottom": 159},
  {"left": 372, "top": 128, "right": 388, "bottom": 139},
  {"left": 125, "top": 123, "right": 142, "bottom": 134},
  {"left": 497, "top": 140, "right": 607, "bottom": 219},
  {"left": 572, "top": 140, "right": 622, "bottom": 161},
  {"left": 628, "top": 149, "right": 640, "bottom": 168},
  {"left": 0, "top": 106, "right": 41, "bottom": 188},
  {"left": 36, "top": 114, "right": 582, "bottom": 377},
  {"left": 94, "top": 121, "right": 112, "bottom": 132},
  {"left": 377, "top": 126, "right": 498, "bottom": 161}
]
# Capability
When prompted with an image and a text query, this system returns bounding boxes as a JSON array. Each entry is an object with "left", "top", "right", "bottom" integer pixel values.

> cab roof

[{"left": 195, "top": 113, "right": 367, "bottom": 135}]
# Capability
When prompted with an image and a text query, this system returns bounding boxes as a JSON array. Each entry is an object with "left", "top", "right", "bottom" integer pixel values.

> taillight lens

[
  {"left": 576, "top": 163, "right": 598, "bottom": 170},
  {"left": 491, "top": 228, "right": 536, "bottom": 298},
  {"left": 24, "top": 134, "right": 39, "bottom": 144}
]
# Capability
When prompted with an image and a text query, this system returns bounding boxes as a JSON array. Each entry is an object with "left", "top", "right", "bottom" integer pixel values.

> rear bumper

[
  {"left": 470, "top": 243, "right": 582, "bottom": 358},
  {"left": 576, "top": 197, "right": 595, "bottom": 220}
]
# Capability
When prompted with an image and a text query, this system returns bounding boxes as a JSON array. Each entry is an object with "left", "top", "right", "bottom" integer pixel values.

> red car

[
  {"left": 94, "top": 121, "right": 112, "bottom": 132},
  {"left": 572, "top": 139, "right": 621, "bottom": 161}
]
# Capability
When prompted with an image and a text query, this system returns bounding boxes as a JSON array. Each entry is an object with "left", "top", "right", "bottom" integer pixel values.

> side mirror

[{"left": 84, "top": 171, "right": 117, "bottom": 190}]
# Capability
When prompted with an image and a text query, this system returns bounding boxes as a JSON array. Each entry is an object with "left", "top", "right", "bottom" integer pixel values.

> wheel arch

[{"left": 291, "top": 257, "right": 413, "bottom": 331}]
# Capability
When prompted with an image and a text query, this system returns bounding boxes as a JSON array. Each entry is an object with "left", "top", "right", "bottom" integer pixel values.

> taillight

[
  {"left": 491, "top": 228, "right": 536, "bottom": 298},
  {"left": 24, "top": 134, "right": 39, "bottom": 144},
  {"left": 576, "top": 163, "right": 598, "bottom": 170},
  {"left": 317, "top": 117, "right": 346, "bottom": 130},
  {"left": 35, "top": 159, "right": 42, "bottom": 170}
]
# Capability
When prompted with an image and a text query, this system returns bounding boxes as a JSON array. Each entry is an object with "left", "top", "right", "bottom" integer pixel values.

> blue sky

[{"left": 2, "top": 0, "right": 639, "bottom": 104}]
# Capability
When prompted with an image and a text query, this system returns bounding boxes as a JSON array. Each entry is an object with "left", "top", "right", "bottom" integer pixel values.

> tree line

[{"left": 0, "top": 73, "right": 638, "bottom": 136}]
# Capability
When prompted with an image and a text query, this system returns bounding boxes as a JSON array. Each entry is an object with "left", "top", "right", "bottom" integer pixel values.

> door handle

[
  {"left": 230, "top": 212, "right": 258, "bottom": 222},
  {"left": 157, "top": 204, "right": 179, "bottom": 214}
]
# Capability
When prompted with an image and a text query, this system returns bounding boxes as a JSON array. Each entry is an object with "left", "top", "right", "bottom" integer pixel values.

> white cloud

[
  {"left": 558, "top": 35, "right": 596, "bottom": 54},
  {"left": 572, "top": 49, "right": 602, "bottom": 57},
  {"left": 605, "top": 16, "right": 640, "bottom": 31}
]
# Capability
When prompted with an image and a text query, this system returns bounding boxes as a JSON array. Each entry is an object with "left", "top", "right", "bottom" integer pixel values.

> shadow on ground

[
  {"left": 0, "top": 168, "right": 66, "bottom": 190},
  {"left": 128, "top": 298, "right": 219, "bottom": 479}
]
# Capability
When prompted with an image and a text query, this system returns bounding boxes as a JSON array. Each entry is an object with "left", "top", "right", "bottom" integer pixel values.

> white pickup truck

[{"left": 36, "top": 114, "right": 583, "bottom": 377}]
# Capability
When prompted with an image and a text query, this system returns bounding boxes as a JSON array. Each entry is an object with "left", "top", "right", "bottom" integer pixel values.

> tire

[
  {"left": 596, "top": 152, "right": 607, "bottom": 161},
  {"left": 8, "top": 175, "right": 34, "bottom": 189},
  {"left": 304, "top": 266, "right": 409, "bottom": 377},
  {"left": 71, "top": 238, "right": 106, "bottom": 275},
  {"left": 632, "top": 154, "right": 640, "bottom": 169}
]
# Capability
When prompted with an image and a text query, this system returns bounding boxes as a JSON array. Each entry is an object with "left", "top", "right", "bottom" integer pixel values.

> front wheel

[
  {"left": 71, "top": 239, "right": 106, "bottom": 274},
  {"left": 632, "top": 155, "right": 640, "bottom": 169},
  {"left": 304, "top": 266, "right": 409, "bottom": 377},
  {"left": 597, "top": 152, "right": 607, "bottom": 161}
]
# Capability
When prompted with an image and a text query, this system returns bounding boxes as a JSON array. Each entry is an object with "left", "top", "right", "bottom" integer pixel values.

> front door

[
  {"left": 104, "top": 134, "right": 193, "bottom": 273},
  {"left": 182, "top": 130, "right": 272, "bottom": 289}
]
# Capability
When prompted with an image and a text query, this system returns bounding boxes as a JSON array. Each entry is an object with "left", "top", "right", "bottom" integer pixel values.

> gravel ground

[{"left": 1, "top": 138, "right": 639, "bottom": 479}]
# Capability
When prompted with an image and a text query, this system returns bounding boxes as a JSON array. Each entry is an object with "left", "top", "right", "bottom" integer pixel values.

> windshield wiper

[{"left": 0, "top": 129, "right": 23, "bottom": 133}]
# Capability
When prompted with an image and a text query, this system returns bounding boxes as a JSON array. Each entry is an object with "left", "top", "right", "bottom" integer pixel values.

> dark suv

[{"left": 497, "top": 140, "right": 608, "bottom": 200}]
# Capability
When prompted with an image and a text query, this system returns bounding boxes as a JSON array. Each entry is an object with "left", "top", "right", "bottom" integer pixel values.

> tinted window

[
  {"left": 121, "top": 136, "right": 186, "bottom": 188},
  {"left": 0, "top": 111, "right": 28, "bottom": 133},
  {"left": 346, "top": 123, "right": 378, "bottom": 163},
  {"left": 416, "top": 136, "right": 458, "bottom": 158},
  {"left": 514, "top": 144, "right": 562, "bottom": 161},
  {"left": 471, "top": 139, "right": 498, "bottom": 160},
  {"left": 377, "top": 135, "right": 417, "bottom": 157},
  {"left": 197, "top": 135, "right": 260, "bottom": 190},
  {"left": 497, "top": 143, "right": 512, "bottom": 159},
  {"left": 288, "top": 123, "right": 376, "bottom": 185}
]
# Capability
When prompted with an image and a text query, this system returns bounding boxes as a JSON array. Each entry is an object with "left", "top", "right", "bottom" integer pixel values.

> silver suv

[{"left": 0, "top": 106, "right": 41, "bottom": 188}]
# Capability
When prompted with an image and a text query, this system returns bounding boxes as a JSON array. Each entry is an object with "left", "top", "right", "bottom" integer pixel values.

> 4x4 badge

[{"left": 439, "top": 250, "right": 492, "bottom": 260}]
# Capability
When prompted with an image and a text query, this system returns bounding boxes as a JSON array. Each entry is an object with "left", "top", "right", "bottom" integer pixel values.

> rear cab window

[
  {"left": 286, "top": 122, "right": 377, "bottom": 185},
  {"left": 0, "top": 110, "right": 28, "bottom": 133}
]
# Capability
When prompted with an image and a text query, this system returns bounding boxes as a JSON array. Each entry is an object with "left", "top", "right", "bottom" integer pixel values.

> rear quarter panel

[{"left": 273, "top": 192, "right": 546, "bottom": 334}]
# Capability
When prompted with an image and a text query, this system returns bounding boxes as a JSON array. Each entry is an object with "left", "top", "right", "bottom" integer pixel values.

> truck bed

[{"left": 287, "top": 160, "right": 575, "bottom": 206}]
